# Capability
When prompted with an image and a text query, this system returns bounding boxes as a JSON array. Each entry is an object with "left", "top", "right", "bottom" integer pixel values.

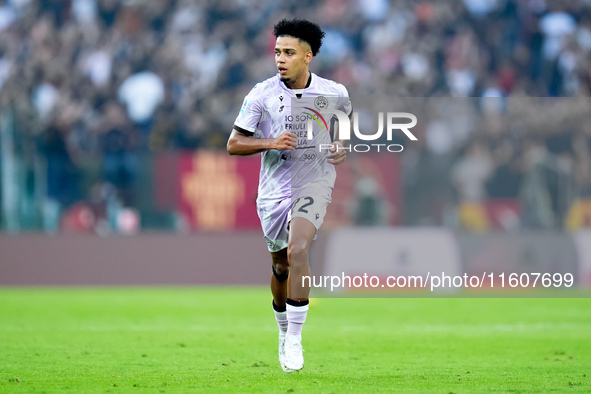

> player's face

[{"left": 275, "top": 36, "right": 312, "bottom": 86}]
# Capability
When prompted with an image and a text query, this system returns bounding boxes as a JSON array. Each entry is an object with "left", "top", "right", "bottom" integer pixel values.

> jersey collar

[{"left": 279, "top": 72, "right": 312, "bottom": 95}]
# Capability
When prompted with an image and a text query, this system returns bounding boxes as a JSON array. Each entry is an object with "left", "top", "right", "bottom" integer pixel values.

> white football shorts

[{"left": 257, "top": 186, "right": 332, "bottom": 253}]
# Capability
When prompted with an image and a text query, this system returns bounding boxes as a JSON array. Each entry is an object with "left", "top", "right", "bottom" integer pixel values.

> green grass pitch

[{"left": 0, "top": 287, "right": 590, "bottom": 393}]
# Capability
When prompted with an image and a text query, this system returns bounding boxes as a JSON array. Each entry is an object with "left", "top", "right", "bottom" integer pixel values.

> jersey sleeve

[
  {"left": 234, "top": 85, "right": 263, "bottom": 137},
  {"left": 338, "top": 84, "right": 353, "bottom": 118}
]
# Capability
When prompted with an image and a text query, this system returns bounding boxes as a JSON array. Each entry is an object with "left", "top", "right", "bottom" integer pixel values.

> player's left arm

[{"left": 326, "top": 94, "right": 353, "bottom": 165}]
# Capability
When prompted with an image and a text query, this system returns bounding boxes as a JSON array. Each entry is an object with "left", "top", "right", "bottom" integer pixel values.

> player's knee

[
  {"left": 272, "top": 262, "right": 289, "bottom": 281},
  {"left": 288, "top": 242, "right": 309, "bottom": 266}
]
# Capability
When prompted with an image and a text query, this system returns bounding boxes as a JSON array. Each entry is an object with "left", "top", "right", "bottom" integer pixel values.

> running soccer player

[{"left": 227, "top": 18, "right": 351, "bottom": 372}]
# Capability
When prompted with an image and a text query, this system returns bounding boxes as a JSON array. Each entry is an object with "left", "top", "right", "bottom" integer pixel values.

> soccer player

[{"left": 226, "top": 18, "right": 351, "bottom": 372}]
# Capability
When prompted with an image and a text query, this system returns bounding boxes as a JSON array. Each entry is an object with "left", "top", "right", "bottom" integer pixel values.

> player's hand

[
  {"left": 273, "top": 131, "right": 297, "bottom": 151},
  {"left": 326, "top": 141, "right": 346, "bottom": 165}
]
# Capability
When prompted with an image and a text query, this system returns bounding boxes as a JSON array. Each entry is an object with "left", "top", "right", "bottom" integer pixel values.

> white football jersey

[{"left": 234, "top": 73, "right": 352, "bottom": 203}]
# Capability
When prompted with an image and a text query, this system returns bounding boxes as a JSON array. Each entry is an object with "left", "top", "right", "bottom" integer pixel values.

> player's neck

[{"left": 285, "top": 71, "right": 311, "bottom": 90}]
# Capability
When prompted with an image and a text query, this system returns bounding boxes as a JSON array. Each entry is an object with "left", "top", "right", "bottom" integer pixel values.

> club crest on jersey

[{"left": 314, "top": 96, "right": 329, "bottom": 110}]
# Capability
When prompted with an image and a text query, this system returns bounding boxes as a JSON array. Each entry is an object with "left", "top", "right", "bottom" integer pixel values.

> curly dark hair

[{"left": 273, "top": 18, "right": 325, "bottom": 56}]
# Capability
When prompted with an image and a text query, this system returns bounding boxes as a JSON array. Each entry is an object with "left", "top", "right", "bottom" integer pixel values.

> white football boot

[
  {"left": 283, "top": 333, "right": 304, "bottom": 372},
  {"left": 278, "top": 331, "right": 293, "bottom": 372}
]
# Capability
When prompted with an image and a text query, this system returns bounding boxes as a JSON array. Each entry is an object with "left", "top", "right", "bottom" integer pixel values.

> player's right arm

[
  {"left": 228, "top": 82, "right": 296, "bottom": 156},
  {"left": 227, "top": 129, "right": 296, "bottom": 156}
]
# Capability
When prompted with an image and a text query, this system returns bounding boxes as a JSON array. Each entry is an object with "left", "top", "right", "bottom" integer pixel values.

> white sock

[
  {"left": 274, "top": 310, "right": 288, "bottom": 333},
  {"left": 286, "top": 303, "right": 309, "bottom": 336}
]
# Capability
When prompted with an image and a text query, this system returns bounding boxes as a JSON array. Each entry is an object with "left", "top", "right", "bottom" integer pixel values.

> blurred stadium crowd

[{"left": 0, "top": 0, "right": 590, "bottom": 232}]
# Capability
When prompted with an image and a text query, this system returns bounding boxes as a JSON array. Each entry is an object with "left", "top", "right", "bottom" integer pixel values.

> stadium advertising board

[
  {"left": 321, "top": 228, "right": 462, "bottom": 294},
  {"left": 457, "top": 233, "right": 579, "bottom": 290}
]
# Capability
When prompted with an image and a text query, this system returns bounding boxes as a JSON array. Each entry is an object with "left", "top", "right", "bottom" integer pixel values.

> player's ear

[{"left": 305, "top": 50, "right": 313, "bottom": 64}]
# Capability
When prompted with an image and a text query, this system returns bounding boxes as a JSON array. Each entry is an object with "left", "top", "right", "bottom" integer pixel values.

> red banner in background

[
  {"left": 154, "top": 151, "right": 401, "bottom": 231},
  {"left": 155, "top": 151, "right": 260, "bottom": 231},
  {"left": 180, "top": 152, "right": 260, "bottom": 230}
]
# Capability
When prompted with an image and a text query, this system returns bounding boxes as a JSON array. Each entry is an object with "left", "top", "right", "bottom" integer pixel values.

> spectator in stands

[
  {"left": 99, "top": 100, "right": 139, "bottom": 206},
  {"left": 485, "top": 139, "right": 521, "bottom": 198},
  {"left": 451, "top": 139, "right": 494, "bottom": 231},
  {"left": 117, "top": 59, "right": 165, "bottom": 146},
  {"left": 519, "top": 138, "right": 574, "bottom": 229}
]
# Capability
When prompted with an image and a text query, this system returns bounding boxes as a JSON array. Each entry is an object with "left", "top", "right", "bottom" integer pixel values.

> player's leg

[
  {"left": 270, "top": 248, "right": 291, "bottom": 371},
  {"left": 287, "top": 217, "right": 316, "bottom": 301},
  {"left": 257, "top": 198, "right": 290, "bottom": 339},
  {"left": 270, "top": 248, "right": 289, "bottom": 310},
  {"left": 283, "top": 216, "right": 317, "bottom": 372},
  {"left": 261, "top": 196, "right": 291, "bottom": 372}
]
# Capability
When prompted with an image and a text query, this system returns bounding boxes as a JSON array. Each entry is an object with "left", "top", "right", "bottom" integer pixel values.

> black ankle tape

[
  {"left": 272, "top": 300, "right": 286, "bottom": 312},
  {"left": 272, "top": 265, "right": 289, "bottom": 282},
  {"left": 286, "top": 298, "right": 309, "bottom": 307}
]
